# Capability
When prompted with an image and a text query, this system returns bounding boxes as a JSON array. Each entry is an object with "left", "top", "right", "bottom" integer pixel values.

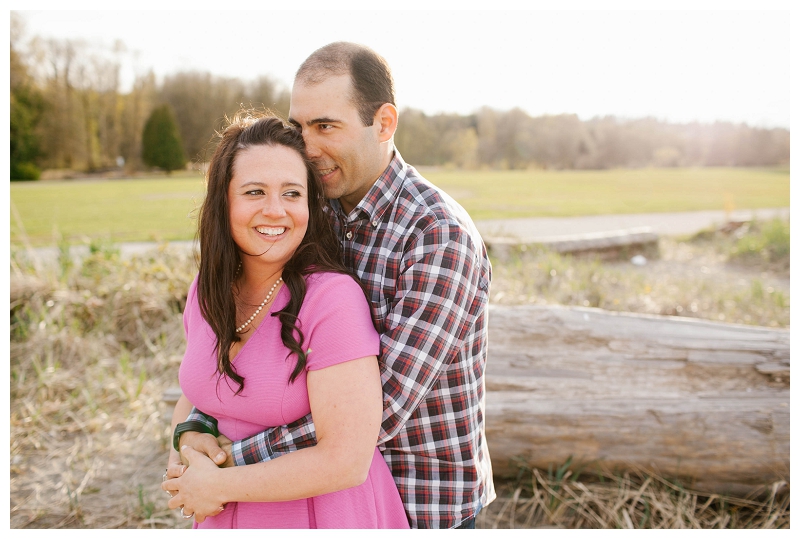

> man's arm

[
  {"left": 373, "top": 227, "right": 488, "bottom": 442},
  {"left": 179, "top": 225, "right": 486, "bottom": 463},
  {"left": 179, "top": 407, "right": 317, "bottom": 466}
]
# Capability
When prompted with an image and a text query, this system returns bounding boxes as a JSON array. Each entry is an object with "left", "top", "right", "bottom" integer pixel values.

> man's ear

[{"left": 374, "top": 103, "right": 398, "bottom": 142}]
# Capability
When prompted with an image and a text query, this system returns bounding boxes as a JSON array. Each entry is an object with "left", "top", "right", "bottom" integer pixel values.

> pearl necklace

[{"left": 235, "top": 271, "right": 283, "bottom": 334}]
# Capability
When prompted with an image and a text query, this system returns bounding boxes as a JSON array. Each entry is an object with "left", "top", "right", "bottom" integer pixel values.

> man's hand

[
  {"left": 178, "top": 431, "right": 229, "bottom": 468},
  {"left": 215, "top": 434, "right": 234, "bottom": 468}
]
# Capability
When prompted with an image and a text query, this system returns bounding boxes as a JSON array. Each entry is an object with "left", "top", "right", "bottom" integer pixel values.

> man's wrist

[
  {"left": 172, "top": 420, "right": 219, "bottom": 451},
  {"left": 230, "top": 439, "right": 247, "bottom": 466}
]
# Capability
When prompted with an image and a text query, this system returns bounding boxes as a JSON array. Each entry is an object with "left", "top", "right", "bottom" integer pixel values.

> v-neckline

[{"left": 230, "top": 284, "right": 286, "bottom": 363}]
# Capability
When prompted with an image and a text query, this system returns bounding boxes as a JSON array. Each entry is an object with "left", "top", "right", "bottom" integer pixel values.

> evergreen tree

[
  {"left": 141, "top": 104, "right": 186, "bottom": 174},
  {"left": 10, "top": 18, "right": 43, "bottom": 181},
  {"left": 11, "top": 83, "right": 44, "bottom": 181}
]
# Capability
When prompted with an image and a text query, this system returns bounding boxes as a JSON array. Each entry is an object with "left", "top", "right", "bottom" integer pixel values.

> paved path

[
  {"left": 16, "top": 208, "right": 789, "bottom": 266},
  {"left": 474, "top": 207, "right": 790, "bottom": 243}
]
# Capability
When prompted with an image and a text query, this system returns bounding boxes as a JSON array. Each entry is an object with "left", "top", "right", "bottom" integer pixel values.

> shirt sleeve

[
  {"left": 375, "top": 223, "right": 488, "bottom": 442},
  {"left": 302, "top": 272, "right": 380, "bottom": 371}
]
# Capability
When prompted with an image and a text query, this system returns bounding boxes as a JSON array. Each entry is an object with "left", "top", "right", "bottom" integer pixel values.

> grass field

[
  {"left": 10, "top": 167, "right": 789, "bottom": 246},
  {"left": 425, "top": 166, "right": 789, "bottom": 220},
  {"left": 11, "top": 172, "right": 207, "bottom": 247}
]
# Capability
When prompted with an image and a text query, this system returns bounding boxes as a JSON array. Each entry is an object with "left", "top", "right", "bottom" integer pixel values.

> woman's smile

[{"left": 255, "top": 226, "right": 287, "bottom": 237}]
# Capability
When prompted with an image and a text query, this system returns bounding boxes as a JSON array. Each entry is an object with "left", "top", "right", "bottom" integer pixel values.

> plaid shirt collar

[{"left": 330, "top": 149, "right": 406, "bottom": 224}]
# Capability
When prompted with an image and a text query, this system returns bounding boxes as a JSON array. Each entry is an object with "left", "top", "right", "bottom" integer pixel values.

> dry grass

[
  {"left": 477, "top": 465, "right": 789, "bottom": 529},
  {"left": 10, "top": 244, "right": 195, "bottom": 529},
  {"left": 9, "top": 231, "right": 790, "bottom": 529},
  {"left": 490, "top": 220, "right": 790, "bottom": 328}
]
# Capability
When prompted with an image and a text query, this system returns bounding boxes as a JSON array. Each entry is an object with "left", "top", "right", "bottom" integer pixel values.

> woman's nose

[{"left": 261, "top": 195, "right": 286, "bottom": 217}]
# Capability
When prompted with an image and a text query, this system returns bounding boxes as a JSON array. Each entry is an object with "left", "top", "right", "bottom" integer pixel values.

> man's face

[{"left": 289, "top": 74, "right": 385, "bottom": 214}]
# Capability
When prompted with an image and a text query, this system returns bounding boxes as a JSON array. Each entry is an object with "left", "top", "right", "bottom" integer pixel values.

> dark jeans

[{"left": 455, "top": 516, "right": 476, "bottom": 529}]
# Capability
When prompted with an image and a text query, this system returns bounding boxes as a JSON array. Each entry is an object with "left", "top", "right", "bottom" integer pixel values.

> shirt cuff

[
  {"left": 185, "top": 409, "right": 218, "bottom": 431},
  {"left": 231, "top": 435, "right": 274, "bottom": 466}
]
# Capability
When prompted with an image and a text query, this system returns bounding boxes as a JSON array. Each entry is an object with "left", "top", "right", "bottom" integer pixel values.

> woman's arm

[
  {"left": 166, "top": 394, "right": 194, "bottom": 474},
  {"left": 164, "top": 355, "right": 382, "bottom": 521}
]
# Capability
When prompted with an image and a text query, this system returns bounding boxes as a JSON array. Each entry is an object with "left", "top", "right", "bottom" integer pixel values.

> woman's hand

[
  {"left": 163, "top": 446, "right": 228, "bottom": 523},
  {"left": 164, "top": 459, "right": 186, "bottom": 498}
]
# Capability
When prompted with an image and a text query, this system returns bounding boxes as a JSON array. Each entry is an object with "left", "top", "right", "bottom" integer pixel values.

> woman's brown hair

[{"left": 197, "top": 111, "right": 351, "bottom": 394}]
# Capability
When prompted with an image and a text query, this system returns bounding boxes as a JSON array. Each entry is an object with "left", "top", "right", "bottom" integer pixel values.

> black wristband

[{"left": 173, "top": 420, "right": 219, "bottom": 451}]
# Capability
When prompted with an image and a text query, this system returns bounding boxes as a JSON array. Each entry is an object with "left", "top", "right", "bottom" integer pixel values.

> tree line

[
  {"left": 395, "top": 108, "right": 789, "bottom": 170},
  {"left": 10, "top": 14, "right": 789, "bottom": 180}
]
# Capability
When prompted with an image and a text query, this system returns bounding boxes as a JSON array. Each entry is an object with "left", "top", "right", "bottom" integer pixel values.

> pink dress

[{"left": 179, "top": 272, "right": 409, "bottom": 529}]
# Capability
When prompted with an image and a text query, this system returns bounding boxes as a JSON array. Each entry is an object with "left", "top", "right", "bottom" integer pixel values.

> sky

[{"left": 11, "top": 4, "right": 791, "bottom": 129}]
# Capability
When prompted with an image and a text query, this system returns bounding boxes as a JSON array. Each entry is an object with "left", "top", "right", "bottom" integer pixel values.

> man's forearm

[
  {"left": 231, "top": 413, "right": 318, "bottom": 465},
  {"left": 175, "top": 409, "right": 318, "bottom": 466}
]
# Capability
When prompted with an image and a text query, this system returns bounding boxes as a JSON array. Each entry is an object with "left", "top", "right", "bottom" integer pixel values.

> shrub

[
  {"left": 141, "top": 104, "right": 186, "bottom": 174},
  {"left": 11, "top": 162, "right": 41, "bottom": 181}
]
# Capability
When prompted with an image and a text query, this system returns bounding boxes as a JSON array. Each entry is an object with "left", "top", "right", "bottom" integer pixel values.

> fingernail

[
  {"left": 217, "top": 452, "right": 225, "bottom": 460},
  {"left": 181, "top": 445, "right": 189, "bottom": 451}
]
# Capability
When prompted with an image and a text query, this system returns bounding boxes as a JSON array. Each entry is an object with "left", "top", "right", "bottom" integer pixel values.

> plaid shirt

[{"left": 186, "top": 151, "right": 495, "bottom": 528}]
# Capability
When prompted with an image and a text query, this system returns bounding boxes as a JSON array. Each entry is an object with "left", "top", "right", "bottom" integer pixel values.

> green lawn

[
  {"left": 10, "top": 172, "right": 207, "bottom": 246},
  {"left": 9, "top": 167, "right": 789, "bottom": 246},
  {"left": 423, "top": 167, "right": 790, "bottom": 221}
]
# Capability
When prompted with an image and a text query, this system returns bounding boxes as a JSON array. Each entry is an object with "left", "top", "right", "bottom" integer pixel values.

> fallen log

[{"left": 485, "top": 304, "right": 789, "bottom": 496}]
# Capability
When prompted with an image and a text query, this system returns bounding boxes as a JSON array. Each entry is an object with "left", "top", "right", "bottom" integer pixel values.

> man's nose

[{"left": 303, "top": 134, "right": 322, "bottom": 159}]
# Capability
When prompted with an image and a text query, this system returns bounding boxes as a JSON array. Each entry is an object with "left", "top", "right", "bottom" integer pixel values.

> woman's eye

[
  {"left": 284, "top": 190, "right": 301, "bottom": 198},
  {"left": 245, "top": 189, "right": 264, "bottom": 196}
]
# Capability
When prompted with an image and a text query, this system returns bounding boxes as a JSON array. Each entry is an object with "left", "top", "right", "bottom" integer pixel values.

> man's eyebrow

[
  {"left": 306, "top": 117, "right": 339, "bottom": 126},
  {"left": 288, "top": 118, "right": 301, "bottom": 128}
]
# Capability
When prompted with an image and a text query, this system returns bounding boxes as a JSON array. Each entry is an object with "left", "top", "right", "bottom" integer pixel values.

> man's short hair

[{"left": 296, "top": 42, "right": 395, "bottom": 127}]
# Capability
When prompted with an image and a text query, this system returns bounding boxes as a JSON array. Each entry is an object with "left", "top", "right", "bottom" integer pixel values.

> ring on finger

[{"left": 180, "top": 506, "right": 194, "bottom": 519}]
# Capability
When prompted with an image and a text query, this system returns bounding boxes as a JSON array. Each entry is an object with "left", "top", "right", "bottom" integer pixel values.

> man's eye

[{"left": 319, "top": 124, "right": 333, "bottom": 131}]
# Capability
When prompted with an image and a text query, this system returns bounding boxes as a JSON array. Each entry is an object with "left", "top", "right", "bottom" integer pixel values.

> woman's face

[{"left": 227, "top": 144, "right": 310, "bottom": 273}]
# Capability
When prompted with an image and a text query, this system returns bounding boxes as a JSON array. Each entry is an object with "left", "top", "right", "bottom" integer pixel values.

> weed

[
  {"left": 136, "top": 485, "right": 156, "bottom": 521},
  {"left": 729, "top": 218, "right": 789, "bottom": 269}
]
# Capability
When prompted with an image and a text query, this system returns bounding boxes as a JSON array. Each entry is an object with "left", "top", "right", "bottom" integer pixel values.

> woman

[{"left": 161, "top": 113, "right": 408, "bottom": 529}]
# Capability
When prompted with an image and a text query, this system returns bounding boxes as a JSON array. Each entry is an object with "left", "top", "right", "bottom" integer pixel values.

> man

[{"left": 170, "top": 42, "right": 494, "bottom": 529}]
